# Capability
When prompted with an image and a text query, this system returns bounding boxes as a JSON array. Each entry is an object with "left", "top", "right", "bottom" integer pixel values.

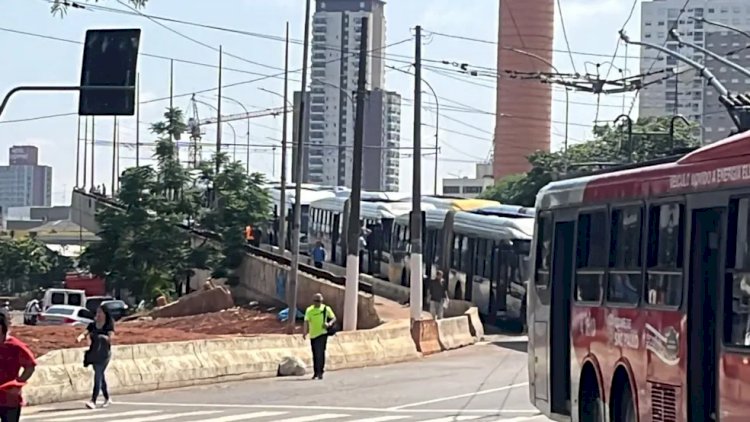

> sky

[{"left": 0, "top": 0, "right": 645, "bottom": 204}]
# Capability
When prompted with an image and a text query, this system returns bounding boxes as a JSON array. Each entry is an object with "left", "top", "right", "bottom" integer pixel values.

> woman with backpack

[{"left": 76, "top": 305, "right": 115, "bottom": 409}]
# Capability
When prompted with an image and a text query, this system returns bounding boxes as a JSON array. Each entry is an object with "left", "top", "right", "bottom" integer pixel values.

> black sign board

[{"left": 78, "top": 29, "right": 141, "bottom": 116}]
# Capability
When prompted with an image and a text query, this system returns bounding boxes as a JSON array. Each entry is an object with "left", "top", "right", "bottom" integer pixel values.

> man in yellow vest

[{"left": 302, "top": 293, "right": 336, "bottom": 380}]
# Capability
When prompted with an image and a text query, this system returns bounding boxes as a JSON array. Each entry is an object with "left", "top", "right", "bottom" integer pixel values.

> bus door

[
  {"left": 490, "top": 244, "right": 508, "bottom": 326},
  {"left": 688, "top": 206, "right": 724, "bottom": 421},
  {"left": 549, "top": 220, "right": 575, "bottom": 416}
]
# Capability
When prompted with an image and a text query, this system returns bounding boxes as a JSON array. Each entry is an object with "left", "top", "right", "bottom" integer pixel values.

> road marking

[
  {"left": 345, "top": 417, "right": 411, "bottom": 422},
  {"left": 114, "top": 401, "right": 528, "bottom": 414},
  {"left": 491, "top": 417, "right": 547, "bottom": 421},
  {"left": 414, "top": 417, "right": 481, "bottom": 422},
  {"left": 190, "top": 411, "right": 290, "bottom": 422},
  {"left": 387, "top": 382, "right": 530, "bottom": 410},
  {"left": 273, "top": 414, "right": 349, "bottom": 422},
  {"left": 44, "top": 410, "right": 161, "bottom": 421},
  {"left": 21, "top": 409, "right": 108, "bottom": 420},
  {"left": 111, "top": 410, "right": 222, "bottom": 422}
]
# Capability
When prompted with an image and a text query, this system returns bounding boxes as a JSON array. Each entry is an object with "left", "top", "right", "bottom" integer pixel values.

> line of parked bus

[{"left": 265, "top": 187, "right": 535, "bottom": 327}]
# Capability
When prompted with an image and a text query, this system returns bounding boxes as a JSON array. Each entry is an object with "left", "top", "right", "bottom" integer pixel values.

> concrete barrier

[
  {"left": 24, "top": 325, "right": 420, "bottom": 406},
  {"left": 410, "top": 319, "right": 441, "bottom": 356},
  {"left": 436, "top": 316, "right": 476, "bottom": 351},
  {"left": 464, "top": 306, "right": 485, "bottom": 340}
]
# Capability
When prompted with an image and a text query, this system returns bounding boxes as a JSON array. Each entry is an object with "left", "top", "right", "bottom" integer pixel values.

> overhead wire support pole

[
  {"left": 136, "top": 73, "right": 141, "bottom": 167},
  {"left": 216, "top": 45, "right": 223, "bottom": 175},
  {"left": 75, "top": 116, "right": 82, "bottom": 188},
  {"left": 82, "top": 116, "right": 89, "bottom": 189},
  {"left": 344, "top": 16, "right": 369, "bottom": 332},
  {"left": 288, "top": 0, "right": 312, "bottom": 334},
  {"left": 695, "top": 17, "right": 750, "bottom": 41},
  {"left": 278, "top": 22, "right": 290, "bottom": 254},
  {"left": 669, "top": 29, "right": 750, "bottom": 79},
  {"left": 410, "top": 25, "right": 424, "bottom": 322},
  {"left": 111, "top": 116, "right": 117, "bottom": 195}
]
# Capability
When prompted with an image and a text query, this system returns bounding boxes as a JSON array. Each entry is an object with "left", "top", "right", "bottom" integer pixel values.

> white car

[{"left": 37, "top": 305, "right": 95, "bottom": 327}]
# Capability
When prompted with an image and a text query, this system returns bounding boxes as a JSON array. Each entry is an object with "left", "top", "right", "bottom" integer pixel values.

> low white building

[{"left": 442, "top": 163, "right": 494, "bottom": 199}]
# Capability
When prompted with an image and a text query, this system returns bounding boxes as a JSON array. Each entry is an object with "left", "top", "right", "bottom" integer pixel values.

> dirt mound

[{"left": 13, "top": 307, "right": 301, "bottom": 357}]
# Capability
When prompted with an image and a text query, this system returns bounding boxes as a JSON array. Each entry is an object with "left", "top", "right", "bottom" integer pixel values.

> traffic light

[{"left": 78, "top": 29, "right": 141, "bottom": 116}]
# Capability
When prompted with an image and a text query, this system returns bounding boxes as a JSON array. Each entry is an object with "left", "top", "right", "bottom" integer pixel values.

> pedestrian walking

[
  {"left": 428, "top": 270, "right": 449, "bottom": 320},
  {"left": 0, "top": 309, "right": 36, "bottom": 422},
  {"left": 77, "top": 305, "right": 115, "bottom": 409},
  {"left": 302, "top": 293, "right": 336, "bottom": 380},
  {"left": 311, "top": 241, "right": 326, "bottom": 269}
]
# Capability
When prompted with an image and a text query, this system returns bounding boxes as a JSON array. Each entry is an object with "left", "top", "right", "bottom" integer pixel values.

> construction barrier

[
  {"left": 464, "top": 307, "right": 485, "bottom": 340},
  {"left": 410, "top": 319, "right": 441, "bottom": 356},
  {"left": 24, "top": 325, "right": 420, "bottom": 406},
  {"left": 436, "top": 316, "right": 476, "bottom": 351}
]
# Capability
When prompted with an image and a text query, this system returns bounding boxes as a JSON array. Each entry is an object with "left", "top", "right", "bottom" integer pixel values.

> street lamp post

[
  {"left": 420, "top": 80, "right": 439, "bottom": 196},
  {"left": 195, "top": 98, "right": 239, "bottom": 158},
  {"left": 216, "top": 95, "right": 251, "bottom": 173}
]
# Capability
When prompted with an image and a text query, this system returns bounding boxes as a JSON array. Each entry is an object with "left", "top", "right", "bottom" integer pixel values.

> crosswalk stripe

[
  {"left": 272, "top": 414, "right": 349, "bottom": 422},
  {"left": 44, "top": 410, "right": 162, "bottom": 421},
  {"left": 107, "top": 410, "right": 223, "bottom": 422},
  {"left": 414, "top": 417, "right": 481, "bottom": 422},
  {"left": 345, "top": 416, "right": 412, "bottom": 422},
  {"left": 195, "top": 411, "right": 290, "bottom": 422}
]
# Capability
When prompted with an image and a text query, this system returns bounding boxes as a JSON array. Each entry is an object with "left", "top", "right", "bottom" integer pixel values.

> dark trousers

[
  {"left": 92, "top": 360, "right": 110, "bottom": 402},
  {"left": 314, "top": 261, "right": 323, "bottom": 269},
  {"left": 310, "top": 334, "right": 329, "bottom": 376},
  {"left": 0, "top": 407, "right": 21, "bottom": 422}
]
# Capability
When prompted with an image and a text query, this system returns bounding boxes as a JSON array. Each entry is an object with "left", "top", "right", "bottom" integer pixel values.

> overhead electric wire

[
  {"left": 603, "top": 0, "right": 640, "bottom": 81},
  {"left": 556, "top": 0, "right": 578, "bottom": 74}
]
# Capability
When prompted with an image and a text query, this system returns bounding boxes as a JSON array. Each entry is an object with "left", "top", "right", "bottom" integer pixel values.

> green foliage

[
  {"left": 0, "top": 238, "right": 73, "bottom": 294},
  {"left": 80, "top": 107, "right": 270, "bottom": 300},
  {"left": 482, "top": 116, "right": 701, "bottom": 207},
  {"left": 50, "top": 0, "right": 146, "bottom": 15}
]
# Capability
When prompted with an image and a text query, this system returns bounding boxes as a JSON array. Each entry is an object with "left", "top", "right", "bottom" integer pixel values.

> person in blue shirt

[{"left": 311, "top": 242, "right": 326, "bottom": 269}]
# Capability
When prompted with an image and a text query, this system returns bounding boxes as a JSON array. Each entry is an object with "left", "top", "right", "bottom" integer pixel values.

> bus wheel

[
  {"left": 613, "top": 382, "right": 636, "bottom": 422},
  {"left": 579, "top": 368, "right": 604, "bottom": 422}
]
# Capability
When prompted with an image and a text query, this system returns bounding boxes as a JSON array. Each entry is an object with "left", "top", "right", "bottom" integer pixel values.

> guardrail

[{"left": 74, "top": 189, "right": 372, "bottom": 294}]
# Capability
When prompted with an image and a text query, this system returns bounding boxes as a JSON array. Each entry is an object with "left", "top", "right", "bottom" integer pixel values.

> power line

[
  {"left": 603, "top": 0, "right": 640, "bottom": 81},
  {"left": 556, "top": 0, "right": 578, "bottom": 74}
]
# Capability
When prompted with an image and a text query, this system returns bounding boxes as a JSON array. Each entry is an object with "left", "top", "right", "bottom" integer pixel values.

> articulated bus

[
  {"left": 266, "top": 185, "right": 336, "bottom": 250},
  {"left": 528, "top": 131, "right": 750, "bottom": 422},
  {"left": 391, "top": 205, "right": 534, "bottom": 326},
  {"left": 307, "top": 197, "right": 416, "bottom": 277}
]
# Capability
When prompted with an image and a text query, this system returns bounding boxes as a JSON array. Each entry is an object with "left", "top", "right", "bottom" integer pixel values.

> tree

[
  {"left": 50, "top": 0, "right": 146, "bottom": 15},
  {"left": 196, "top": 153, "right": 271, "bottom": 286},
  {"left": 0, "top": 238, "right": 73, "bottom": 294},
  {"left": 482, "top": 116, "right": 700, "bottom": 207}
]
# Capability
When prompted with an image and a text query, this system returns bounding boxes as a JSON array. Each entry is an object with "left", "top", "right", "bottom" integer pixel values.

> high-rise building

[
  {"left": 293, "top": 0, "right": 401, "bottom": 191},
  {"left": 494, "top": 0, "right": 554, "bottom": 180},
  {"left": 639, "top": 1, "right": 750, "bottom": 143},
  {"left": 0, "top": 146, "right": 52, "bottom": 208}
]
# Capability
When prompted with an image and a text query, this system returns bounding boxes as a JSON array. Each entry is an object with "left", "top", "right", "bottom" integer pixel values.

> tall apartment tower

[
  {"left": 293, "top": 0, "right": 401, "bottom": 191},
  {"left": 0, "top": 146, "right": 52, "bottom": 209},
  {"left": 639, "top": 0, "right": 750, "bottom": 143},
  {"left": 494, "top": 0, "right": 554, "bottom": 180}
]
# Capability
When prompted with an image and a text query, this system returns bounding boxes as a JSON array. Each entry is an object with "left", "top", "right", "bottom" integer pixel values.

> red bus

[{"left": 528, "top": 130, "right": 750, "bottom": 422}]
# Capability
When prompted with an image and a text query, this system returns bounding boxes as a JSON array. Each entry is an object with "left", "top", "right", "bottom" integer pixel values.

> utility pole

[
  {"left": 91, "top": 117, "right": 96, "bottom": 191},
  {"left": 278, "top": 21, "right": 290, "bottom": 253},
  {"left": 288, "top": 0, "right": 311, "bottom": 334},
  {"left": 111, "top": 117, "right": 117, "bottom": 195},
  {"left": 410, "top": 25, "right": 424, "bottom": 322},
  {"left": 216, "top": 46, "right": 223, "bottom": 175},
  {"left": 82, "top": 117, "right": 88, "bottom": 189},
  {"left": 75, "top": 116, "right": 81, "bottom": 188},
  {"left": 136, "top": 73, "right": 141, "bottom": 167},
  {"left": 344, "top": 16, "right": 369, "bottom": 332}
]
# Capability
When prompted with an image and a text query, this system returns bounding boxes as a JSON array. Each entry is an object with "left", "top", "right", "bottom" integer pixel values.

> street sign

[{"left": 78, "top": 28, "right": 141, "bottom": 116}]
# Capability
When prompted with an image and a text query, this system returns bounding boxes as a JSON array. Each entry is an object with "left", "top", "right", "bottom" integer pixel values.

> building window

[{"left": 442, "top": 186, "right": 460, "bottom": 194}]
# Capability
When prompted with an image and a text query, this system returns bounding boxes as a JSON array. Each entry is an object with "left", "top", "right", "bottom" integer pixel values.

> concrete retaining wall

[
  {"left": 24, "top": 325, "right": 420, "bottom": 406},
  {"left": 234, "top": 254, "right": 381, "bottom": 329}
]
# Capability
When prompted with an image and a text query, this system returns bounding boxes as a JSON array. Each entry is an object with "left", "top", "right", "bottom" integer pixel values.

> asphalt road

[{"left": 24, "top": 334, "right": 551, "bottom": 422}]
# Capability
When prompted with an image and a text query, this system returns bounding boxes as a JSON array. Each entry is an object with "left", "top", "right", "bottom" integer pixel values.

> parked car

[
  {"left": 101, "top": 300, "right": 130, "bottom": 321},
  {"left": 23, "top": 300, "right": 42, "bottom": 325},
  {"left": 85, "top": 296, "right": 114, "bottom": 314},
  {"left": 37, "top": 305, "right": 95, "bottom": 327}
]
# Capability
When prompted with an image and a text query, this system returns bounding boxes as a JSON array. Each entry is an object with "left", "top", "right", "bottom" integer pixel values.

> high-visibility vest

[{"left": 245, "top": 226, "right": 254, "bottom": 240}]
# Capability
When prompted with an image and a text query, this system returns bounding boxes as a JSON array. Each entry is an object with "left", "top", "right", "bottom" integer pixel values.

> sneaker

[
  {"left": 102, "top": 399, "right": 112, "bottom": 408},
  {"left": 85, "top": 401, "right": 96, "bottom": 409}
]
